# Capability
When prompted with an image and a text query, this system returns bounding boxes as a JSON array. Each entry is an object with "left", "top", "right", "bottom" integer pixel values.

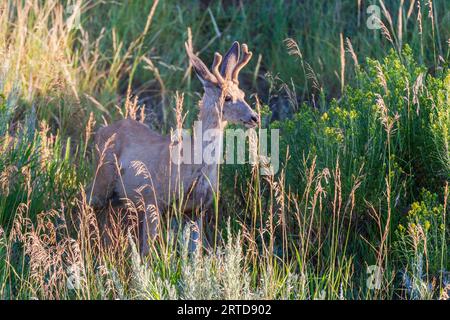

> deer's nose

[{"left": 250, "top": 115, "right": 259, "bottom": 124}]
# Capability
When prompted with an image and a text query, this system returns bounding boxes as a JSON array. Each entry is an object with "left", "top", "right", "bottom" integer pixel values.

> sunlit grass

[{"left": 0, "top": 0, "right": 449, "bottom": 300}]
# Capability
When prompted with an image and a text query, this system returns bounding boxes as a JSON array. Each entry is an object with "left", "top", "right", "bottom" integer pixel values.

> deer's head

[{"left": 186, "top": 41, "right": 259, "bottom": 128}]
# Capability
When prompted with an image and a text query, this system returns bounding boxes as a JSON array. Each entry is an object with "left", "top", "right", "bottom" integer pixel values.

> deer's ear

[
  {"left": 185, "top": 42, "right": 217, "bottom": 87},
  {"left": 220, "top": 41, "right": 240, "bottom": 79}
]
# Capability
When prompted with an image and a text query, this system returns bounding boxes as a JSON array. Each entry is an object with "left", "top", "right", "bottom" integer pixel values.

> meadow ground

[{"left": 0, "top": 0, "right": 449, "bottom": 299}]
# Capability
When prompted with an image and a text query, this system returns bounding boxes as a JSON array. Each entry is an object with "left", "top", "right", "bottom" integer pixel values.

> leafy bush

[
  {"left": 394, "top": 188, "right": 449, "bottom": 299},
  {"left": 268, "top": 47, "right": 448, "bottom": 211}
]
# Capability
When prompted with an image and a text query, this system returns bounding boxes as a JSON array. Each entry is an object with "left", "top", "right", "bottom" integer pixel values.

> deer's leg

[
  {"left": 204, "top": 207, "right": 219, "bottom": 249},
  {"left": 187, "top": 212, "right": 213, "bottom": 253},
  {"left": 140, "top": 203, "right": 159, "bottom": 256},
  {"left": 187, "top": 217, "right": 201, "bottom": 253},
  {"left": 86, "top": 146, "right": 118, "bottom": 209}
]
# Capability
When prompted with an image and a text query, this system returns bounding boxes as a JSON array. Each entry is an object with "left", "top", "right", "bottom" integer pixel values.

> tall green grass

[{"left": 0, "top": 0, "right": 449, "bottom": 299}]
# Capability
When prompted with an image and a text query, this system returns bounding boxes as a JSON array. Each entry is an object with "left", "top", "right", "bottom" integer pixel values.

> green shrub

[
  {"left": 394, "top": 188, "right": 449, "bottom": 299},
  {"left": 266, "top": 47, "right": 448, "bottom": 211}
]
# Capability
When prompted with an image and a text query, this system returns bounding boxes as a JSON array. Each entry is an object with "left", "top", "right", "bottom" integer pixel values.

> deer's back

[
  {"left": 95, "top": 119, "right": 171, "bottom": 203},
  {"left": 94, "top": 119, "right": 214, "bottom": 211}
]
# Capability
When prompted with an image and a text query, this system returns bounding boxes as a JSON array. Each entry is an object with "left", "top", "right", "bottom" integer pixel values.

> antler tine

[
  {"left": 232, "top": 43, "right": 252, "bottom": 84},
  {"left": 212, "top": 52, "right": 224, "bottom": 84}
]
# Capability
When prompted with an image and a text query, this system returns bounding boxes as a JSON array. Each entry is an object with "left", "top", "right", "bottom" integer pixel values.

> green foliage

[
  {"left": 0, "top": 90, "right": 88, "bottom": 227},
  {"left": 270, "top": 47, "right": 448, "bottom": 205},
  {"left": 396, "top": 189, "right": 448, "bottom": 272},
  {"left": 394, "top": 189, "right": 448, "bottom": 299},
  {"left": 0, "top": 0, "right": 449, "bottom": 300},
  {"left": 427, "top": 73, "right": 450, "bottom": 178}
]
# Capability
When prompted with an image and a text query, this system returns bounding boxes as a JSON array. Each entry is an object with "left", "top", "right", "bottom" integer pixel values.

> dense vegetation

[{"left": 0, "top": 0, "right": 449, "bottom": 299}]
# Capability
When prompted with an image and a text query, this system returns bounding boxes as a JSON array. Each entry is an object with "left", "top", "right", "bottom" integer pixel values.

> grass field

[{"left": 0, "top": 0, "right": 449, "bottom": 299}]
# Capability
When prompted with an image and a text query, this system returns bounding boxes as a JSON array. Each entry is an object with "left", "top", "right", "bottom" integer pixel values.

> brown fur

[{"left": 86, "top": 42, "right": 258, "bottom": 255}]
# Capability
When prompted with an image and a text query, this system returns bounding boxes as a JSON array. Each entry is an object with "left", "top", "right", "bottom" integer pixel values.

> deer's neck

[
  {"left": 198, "top": 95, "right": 226, "bottom": 132},
  {"left": 192, "top": 95, "right": 226, "bottom": 190}
]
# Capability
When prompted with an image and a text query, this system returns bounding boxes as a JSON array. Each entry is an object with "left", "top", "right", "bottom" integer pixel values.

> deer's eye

[{"left": 224, "top": 95, "right": 232, "bottom": 102}]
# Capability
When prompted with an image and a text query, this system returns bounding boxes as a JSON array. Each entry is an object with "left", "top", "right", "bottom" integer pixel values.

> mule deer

[{"left": 87, "top": 41, "right": 257, "bottom": 255}]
